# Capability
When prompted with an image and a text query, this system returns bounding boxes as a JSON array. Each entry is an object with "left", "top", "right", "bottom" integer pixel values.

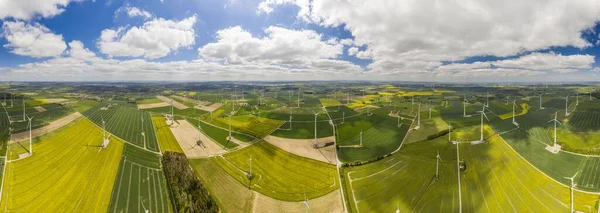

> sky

[{"left": 0, "top": 0, "right": 599, "bottom": 82}]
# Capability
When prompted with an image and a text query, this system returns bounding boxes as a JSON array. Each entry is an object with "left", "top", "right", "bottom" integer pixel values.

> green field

[
  {"left": 144, "top": 106, "right": 208, "bottom": 119},
  {"left": 320, "top": 98, "right": 342, "bottom": 107},
  {"left": 213, "top": 141, "right": 338, "bottom": 201},
  {"left": 342, "top": 126, "right": 600, "bottom": 212},
  {"left": 0, "top": 119, "right": 123, "bottom": 212},
  {"left": 207, "top": 114, "right": 283, "bottom": 138},
  {"left": 336, "top": 107, "right": 411, "bottom": 162},
  {"left": 404, "top": 111, "right": 448, "bottom": 144},
  {"left": 152, "top": 115, "right": 183, "bottom": 153},
  {"left": 271, "top": 120, "right": 334, "bottom": 139},
  {"left": 108, "top": 143, "right": 172, "bottom": 213},
  {"left": 187, "top": 118, "right": 256, "bottom": 148},
  {"left": 71, "top": 100, "right": 101, "bottom": 112},
  {"left": 190, "top": 158, "right": 254, "bottom": 212},
  {"left": 84, "top": 105, "right": 160, "bottom": 152},
  {"left": 10, "top": 104, "right": 75, "bottom": 133}
]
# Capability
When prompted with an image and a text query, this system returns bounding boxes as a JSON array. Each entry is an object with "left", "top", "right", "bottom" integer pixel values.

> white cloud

[
  {"left": 260, "top": 0, "right": 600, "bottom": 76},
  {"left": 117, "top": 6, "right": 153, "bottom": 19},
  {"left": 347, "top": 47, "right": 358, "bottom": 56},
  {"left": 0, "top": 0, "right": 79, "bottom": 20},
  {"left": 198, "top": 25, "right": 345, "bottom": 66},
  {"left": 1, "top": 21, "right": 67, "bottom": 58},
  {"left": 97, "top": 15, "right": 197, "bottom": 59},
  {"left": 492, "top": 52, "right": 594, "bottom": 71},
  {"left": 66, "top": 40, "right": 96, "bottom": 61}
]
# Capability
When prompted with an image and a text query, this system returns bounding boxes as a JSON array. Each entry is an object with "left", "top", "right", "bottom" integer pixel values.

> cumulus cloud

[
  {"left": 260, "top": 0, "right": 600, "bottom": 76},
  {"left": 116, "top": 6, "right": 153, "bottom": 19},
  {"left": 97, "top": 15, "right": 196, "bottom": 59},
  {"left": 0, "top": 0, "right": 79, "bottom": 20},
  {"left": 198, "top": 25, "right": 345, "bottom": 66},
  {"left": 1, "top": 21, "right": 67, "bottom": 58},
  {"left": 66, "top": 40, "right": 96, "bottom": 60}
]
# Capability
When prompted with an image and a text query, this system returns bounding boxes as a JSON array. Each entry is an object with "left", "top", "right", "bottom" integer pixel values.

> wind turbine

[
  {"left": 312, "top": 110, "right": 320, "bottom": 146},
  {"left": 22, "top": 98, "right": 26, "bottom": 121},
  {"left": 297, "top": 89, "right": 300, "bottom": 107},
  {"left": 448, "top": 123, "right": 452, "bottom": 143},
  {"left": 102, "top": 117, "right": 109, "bottom": 148},
  {"left": 26, "top": 115, "right": 34, "bottom": 154},
  {"left": 506, "top": 95, "right": 510, "bottom": 105},
  {"left": 141, "top": 116, "right": 146, "bottom": 148},
  {"left": 548, "top": 112, "right": 561, "bottom": 153},
  {"left": 565, "top": 95, "right": 570, "bottom": 116},
  {"left": 359, "top": 129, "right": 363, "bottom": 147},
  {"left": 485, "top": 92, "right": 489, "bottom": 107},
  {"left": 228, "top": 112, "right": 233, "bottom": 140},
  {"left": 473, "top": 105, "right": 489, "bottom": 144},
  {"left": 303, "top": 190, "right": 310, "bottom": 213},
  {"left": 416, "top": 103, "right": 421, "bottom": 128},
  {"left": 463, "top": 95, "right": 469, "bottom": 117},
  {"left": 170, "top": 99, "right": 174, "bottom": 125},
  {"left": 289, "top": 115, "right": 293, "bottom": 130},
  {"left": 342, "top": 111, "right": 345, "bottom": 124},
  {"left": 590, "top": 90, "right": 594, "bottom": 101},
  {"left": 539, "top": 93, "right": 545, "bottom": 109},
  {"left": 564, "top": 172, "right": 578, "bottom": 213},
  {"left": 428, "top": 101, "right": 432, "bottom": 119},
  {"left": 410, "top": 96, "right": 414, "bottom": 114},
  {"left": 456, "top": 139, "right": 462, "bottom": 213},
  {"left": 576, "top": 93, "right": 579, "bottom": 106},
  {"left": 512, "top": 100, "right": 519, "bottom": 127},
  {"left": 248, "top": 157, "right": 253, "bottom": 179},
  {"left": 436, "top": 150, "right": 442, "bottom": 180}
]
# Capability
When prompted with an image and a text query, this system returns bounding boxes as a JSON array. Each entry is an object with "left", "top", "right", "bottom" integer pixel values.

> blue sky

[{"left": 0, "top": 0, "right": 599, "bottom": 82}]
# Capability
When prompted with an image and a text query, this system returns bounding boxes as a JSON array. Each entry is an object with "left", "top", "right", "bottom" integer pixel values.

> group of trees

[{"left": 163, "top": 152, "right": 218, "bottom": 213}]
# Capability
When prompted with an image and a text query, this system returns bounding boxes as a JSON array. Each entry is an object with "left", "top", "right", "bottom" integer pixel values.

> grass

[
  {"left": 152, "top": 115, "right": 183, "bottom": 153},
  {"left": 144, "top": 106, "right": 208, "bottom": 119},
  {"left": 319, "top": 98, "right": 342, "bottom": 107},
  {"left": 186, "top": 118, "right": 241, "bottom": 149},
  {"left": 336, "top": 107, "right": 411, "bottom": 162},
  {"left": 10, "top": 104, "right": 75, "bottom": 133},
  {"left": 137, "top": 98, "right": 163, "bottom": 104},
  {"left": 342, "top": 126, "right": 600, "bottom": 212},
  {"left": 404, "top": 115, "right": 448, "bottom": 144},
  {"left": 108, "top": 143, "right": 172, "bottom": 213},
  {"left": 189, "top": 158, "right": 254, "bottom": 212},
  {"left": 71, "top": 100, "right": 101, "bottom": 112},
  {"left": 0, "top": 119, "right": 123, "bottom": 212},
  {"left": 208, "top": 114, "right": 283, "bottom": 138},
  {"left": 498, "top": 103, "right": 529, "bottom": 119},
  {"left": 214, "top": 141, "right": 339, "bottom": 201},
  {"left": 271, "top": 120, "right": 334, "bottom": 139},
  {"left": 84, "top": 105, "right": 160, "bottom": 152}
]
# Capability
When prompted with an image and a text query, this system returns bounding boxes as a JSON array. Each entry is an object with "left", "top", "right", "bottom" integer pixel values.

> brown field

[
  {"left": 156, "top": 95, "right": 189, "bottom": 109},
  {"left": 33, "top": 106, "right": 47, "bottom": 112},
  {"left": 263, "top": 135, "right": 337, "bottom": 164},
  {"left": 195, "top": 102, "right": 223, "bottom": 112},
  {"left": 170, "top": 119, "right": 225, "bottom": 157},
  {"left": 137, "top": 102, "right": 170, "bottom": 109},
  {"left": 10, "top": 112, "right": 82, "bottom": 142}
]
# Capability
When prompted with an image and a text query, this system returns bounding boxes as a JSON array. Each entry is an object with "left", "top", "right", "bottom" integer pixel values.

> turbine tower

[
  {"left": 539, "top": 93, "right": 545, "bottom": 109},
  {"left": 485, "top": 92, "right": 489, "bottom": 107},
  {"left": 228, "top": 112, "right": 233, "bottom": 140},
  {"left": 506, "top": 95, "right": 510, "bottom": 105},
  {"left": 312, "top": 111, "right": 320, "bottom": 146},
  {"left": 456, "top": 139, "right": 462, "bottom": 213},
  {"left": 170, "top": 99, "right": 174, "bottom": 125},
  {"left": 473, "top": 105, "right": 489, "bottom": 144},
  {"left": 548, "top": 112, "right": 562, "bottom": 153},
  {"left": 26, "top": 115, "right": 34, "bottom": 154},
  {"left": 565, "top": 95, "right": 570, "bottom": 116},
  {"left": 576, "top": 93, "right": 579, "bottom": 106},
  {"left": 564, "top": 172, "right": 578, "bottom": 213},
  {"left": 512, "top": 100, "right": 519, "bottom": 127},
  {"left": 22, "top": 98, "right": 26, "bottom": 121},
  {"left": 417, "top": 103, "right": 421, "bottom": 128},
  {"left": 448, "top": 123, "right": 452, "bottom": 143},
  {"left": 359, "top": 129, "right": 363, "bottom": 147},
  {"left": 436, "top": 150, "right": 442, "bottom": 180},
  {"left": 463, "top": 95, "right": 468, "bottom": 117}
]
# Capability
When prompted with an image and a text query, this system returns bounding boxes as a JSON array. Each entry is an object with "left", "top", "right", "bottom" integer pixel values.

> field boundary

[{"left": 82, "top": 115, "right": 161, "bottom": 155}]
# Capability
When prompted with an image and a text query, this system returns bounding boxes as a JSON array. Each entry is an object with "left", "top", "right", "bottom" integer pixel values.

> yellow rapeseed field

[{"left": 0, "top": 119, "right": 123, "bottom": 212}]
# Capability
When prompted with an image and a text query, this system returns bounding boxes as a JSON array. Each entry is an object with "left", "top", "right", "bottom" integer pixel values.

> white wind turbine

[
  {"left": 576, "top": 93, "right": 579, "bottom": 106},
  {"left": 463, "top": 95, "right": 469, "bottom": 117},
  {"left": 102, "top": 117, "right": 110, "bottom": 148},
  {"left": 512, "top": 100, "right": 519, "bottom": 127},
  {"left": 471, "top": 105, "right": 489, "bottom": 145},
  {"left": 547, "top": 112, "right": 562, "bottom": 153},
  {"left": 416, "top": 103, "right": 421, "bottom": 128},
  {"left": 26, "top": 115, "right": 34, "bottom": 154},
  {"left": 428, "top": 100, "right": 432, "bottom": 119},
  {"left": 539, "top": 93, "right": 545, "bottom": 109},
  {"left": 141, "top": 198, "right": 150, "bottom": 213},
  {"left": 436, "top": 150, "right": 442, "bottom": 180},
  {"left": 565, "top": 95, "right": 570, "bottom": 116},
  {"left": 485, "top": 92, "right": 490, "bottom": 107},
  {"left": 505, "top": 95, "right": 510, "bottom": 105},
  {"left": 312, "top": 110, "right": 320, "bottom": 146},
  {"left": 564, "top": 172, "right": 578, "bottom": 213}
]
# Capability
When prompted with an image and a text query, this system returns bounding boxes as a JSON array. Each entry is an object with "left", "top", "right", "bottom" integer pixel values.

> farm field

[
  {"left": 213, "top": 141, "right": 339, "bottom": 201},
  {"left": 342, "top": 126, "right": 600, "bottom": 212},
  {"left": 567, "top": 111, "right": 600, "bottom": 131},
  {"left": 0, "top": 119, "right": 123, "bottom": 212},
  {"left": 188, "top": 117, "right": 255, "bottom": 148},
  {"left": 404, "top": 113, "right": 448, "bottom": 144},
  {"left": 84, "top": 105, "right": 160, "bottom": 152},
  {"left": 137, "top": 98, "right": 163, "bottom": 104},
  {"left": 151, "top": 115, "right": 183, "bottom": 153},
  {"left": 71, "top": 100, "right": 101, "bottom": 112},
  {"left": 320, "top": 98, "right": 342, "bottom": 107},
  {"left": 208, "top": 114, "right": 283, "bottom": 138},
  {"left": 10, "top": 104, "right": 75, "bottom": 133},
  {"left": 144, "top": 105, "right": 208, "bottom": 118},
  {"left": 271, "top": 120, "right": 334, "bottom": 139},
  {"left": 108, "top": 143, "right": 172, "bottom": 213}
]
